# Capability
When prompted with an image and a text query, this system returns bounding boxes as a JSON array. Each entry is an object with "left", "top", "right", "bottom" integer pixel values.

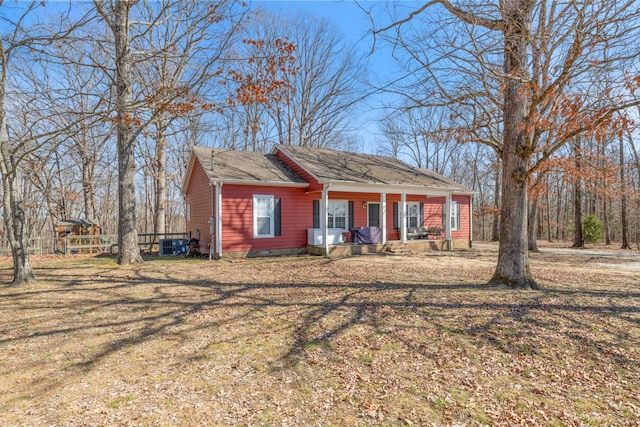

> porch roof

[{"left": 274, "top": 144, "right": 475, "bottom": 194}]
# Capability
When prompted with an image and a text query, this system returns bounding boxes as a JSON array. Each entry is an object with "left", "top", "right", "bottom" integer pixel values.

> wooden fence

[
  {"left": 0, "top": 232, "right": 187, "bottom": 256},
  {"left": 63, "top": 234, "right": 117, "bottom": 254},
  {"left": 0, "top": 238, "right": 59, "bottom": 256}
]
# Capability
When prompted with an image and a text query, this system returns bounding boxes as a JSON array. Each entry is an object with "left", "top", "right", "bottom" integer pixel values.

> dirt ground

[{"left": 0, "top": 242, "right": 638, "bottom": 426}]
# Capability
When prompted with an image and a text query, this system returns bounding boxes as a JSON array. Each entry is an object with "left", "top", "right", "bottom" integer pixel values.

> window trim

[
  {"left": 253, "top": 195, "right": 275, "bottom": 238},
  {"left": 328, "top": 199, "right": 349, "bottom": 230},
  {"left": 450, "top": 200, "right": 460, "bottom": 231},
  {"left": 452, "top": 200, "right": 460, "bottom": 231},
  {"left": 442, "top": 200, "right": 461, "bottom": 231},
  {"left": 406, "top": 202, "right": 420, "bottom": 228}
]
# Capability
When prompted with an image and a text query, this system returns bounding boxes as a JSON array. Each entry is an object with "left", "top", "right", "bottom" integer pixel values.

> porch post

[
  {"left": 321, "top": 185, "right": 330, "bottom": 256},
  {"left": 400, "top": 193, "right": 407, "bottom": 242},
  {"left": 445, "top": 193, "right": 453, "bottom": 251},
  {"left": 215, "top": 182, "right": 223, "bottom": 258},
  {"left": 381, "top": 192, "right": 387, "bottom": 244}
]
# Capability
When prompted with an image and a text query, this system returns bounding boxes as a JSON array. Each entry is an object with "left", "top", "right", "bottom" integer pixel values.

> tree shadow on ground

[{"left": 0, "top": 257, "right": 638, "bottom": 400}]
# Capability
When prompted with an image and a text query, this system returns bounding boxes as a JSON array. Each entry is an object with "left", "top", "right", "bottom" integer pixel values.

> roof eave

[
  {"left": 323, "top": 180, "right": 477, "bottom": 195},
  {"left": 210, "top": 178, "right": 309, "bottom": 188}
]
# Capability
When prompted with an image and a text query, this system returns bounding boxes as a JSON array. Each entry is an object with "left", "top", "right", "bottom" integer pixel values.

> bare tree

[
  {"left": 369, "top": 0, "right": 640, "bottom": 288},
  {"left": 94, "top": 0, "right": 244, "bottom": 263},
  {"left": 0, "top": 54, "right": 34, "bottom": 283},
  {"left": 50, "top": 39, "right": 113, "bottom": 223},
  {"left": 220, "top": 8, "right": 366, "bottom": 152},
  {"left": 0, "top": 1, "right": 93, "bottom": 283},
  {"left": 132, "top": 0, "right": 244, "bottom": 242},
  {"left": 379, "top": 106, "right": 464, "bottom": 175},
  {"left": 279, "top": 11, "right": 366, "bottom": 149},
  {"left": 94, "top": 0, "right": 143, "bottom": 264}
]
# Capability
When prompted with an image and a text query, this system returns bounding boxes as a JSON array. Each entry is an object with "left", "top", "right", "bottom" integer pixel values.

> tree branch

[{"left": 436, "top": 0, "right": 504, "bottom": 31}]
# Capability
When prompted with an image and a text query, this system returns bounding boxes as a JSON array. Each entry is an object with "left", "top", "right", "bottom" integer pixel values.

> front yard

[{"left": 0, "top": 245, "right": 638, "bottom": 426}]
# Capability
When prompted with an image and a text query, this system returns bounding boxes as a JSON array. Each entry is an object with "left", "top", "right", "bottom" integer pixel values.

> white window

[
  {"left": 253, "top": 195, "right": 274, "bottom": 238},
  {"left": 451, "top": 201, "right": 461, "bottom": 231},
  {"left": 186, "top": 204, "right": 191, "bottom": 221},
  {"left": 328, "top": 200, "right": 348, "bottom": 230},
  {"left": 443, "top": 200, "right": 461, "bottom": 231},
  {"left": 407, "top": 202, "right": 420, "bottom": 228}
]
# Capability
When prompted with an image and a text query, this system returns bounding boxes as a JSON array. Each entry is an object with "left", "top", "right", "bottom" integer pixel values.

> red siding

[
  {"left": 424, "top": 195, "right": 471, "bottom": 239},
  {"left": 185, "top": 160, "right": 213, "bottom": 248},
  {"left": 221, "top": 184, "right": 314, "bottom": 252},
  {"left": 454, "top": 195, "right": 472, "bottom": 239},
  {"left": 326, "top": 191, "right": 378, "bottom": 229}
]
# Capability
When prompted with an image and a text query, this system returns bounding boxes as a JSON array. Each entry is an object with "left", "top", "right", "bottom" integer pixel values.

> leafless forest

[{"left": 1, "top": 1, "right": 640, "bottom": 281}]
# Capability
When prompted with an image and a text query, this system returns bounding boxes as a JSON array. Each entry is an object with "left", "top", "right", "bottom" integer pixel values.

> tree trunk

[
  {"left": 572, "top": 180, "right": 584, "bottom": 247},
  {"left": 1, "top": 176, "right": 35, "bottom": 285},
  {"left": 545, "top": 176, "right": 552, "bottom": 242},
  {"left": 0, "top": 154, "right": 36, "bottom": 285},
  {"left": 602, "top": 196, "right": 610, "bottom": 245},
  {"left": 555, "top": 178, "right": 562, "bottom": 240},
  {"left": 572, "top": 138, "right": 584, "bottom": 248},
  {"left": 598, "top": 136, "right": 609, "bottom": 245},
  {"left": 628, "top": 129, "right": 640, "bottom": 249},
  {"left": 114, "top": 0, "right": 143, "bottom": 264},
  {"left": 82, "top": 160, "right": 97, "bottom": 220},
  {"left": 489, "top": 0, "right": 539, "bottom": 289},
  {"left": 491, "top": 144, "right": 537, "bottom": 288},
  {"left": 528, "top": 196, "right": 539, "bottom": 252},
  {"left": 0, "top": 35, "right": 36, "bottom": 285},
  {"left": 153, "top": 116, "right": 167, "bottom": 240},
  {"left": 491, "top": 165, "right": 500, "bottom": 241},
  {"left": 620, "top": 133, "right": 630, "bottom": 249}
]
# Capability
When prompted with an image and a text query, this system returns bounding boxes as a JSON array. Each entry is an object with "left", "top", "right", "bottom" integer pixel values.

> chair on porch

[
  {"left": 407, "top": 226, "right": 444, "bottom": 240},
  {"left": 407, "top": 227, "right": 426, "bottom": 240},
  {"left": 425, "top": 227, "right": 444, "bottom": 239}
]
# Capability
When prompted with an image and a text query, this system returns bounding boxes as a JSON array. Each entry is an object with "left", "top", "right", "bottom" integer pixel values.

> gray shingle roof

[
  {"left": 274, "top": 145, "right": 474, "bottom": 193},
  {"left": 192, "top": 146, "right": 306, "bottom": 185},
  {"left": 187, "top": 145, "right": 474, "bottom": 194}
]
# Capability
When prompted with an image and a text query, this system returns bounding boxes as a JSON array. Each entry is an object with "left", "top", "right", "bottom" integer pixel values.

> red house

[{"left": 182, "top": 144, "right": 475, "bottom": 258}]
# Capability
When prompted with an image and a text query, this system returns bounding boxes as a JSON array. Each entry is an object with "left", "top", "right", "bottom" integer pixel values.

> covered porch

[{"left": 308, "top": 182, "right": 471, "bottom": 257}]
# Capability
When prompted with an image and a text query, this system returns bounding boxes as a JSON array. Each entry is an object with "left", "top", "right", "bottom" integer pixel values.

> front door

[{"left": 368, "top": 203, "right": 380, "bottom": 227}]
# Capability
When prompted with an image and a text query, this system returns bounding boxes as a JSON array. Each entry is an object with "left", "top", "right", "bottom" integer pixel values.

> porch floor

[{"left": 307, "top": 239, "right": 454, "bottom": 257}]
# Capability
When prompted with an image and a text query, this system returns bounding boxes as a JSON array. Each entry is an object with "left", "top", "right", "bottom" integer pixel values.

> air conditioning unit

[
  {"left": 159, "top": 238, "right": 188, "bottom": 256},
  {"left": 307, "top": 228, "right": 344, "bottom": 245}
]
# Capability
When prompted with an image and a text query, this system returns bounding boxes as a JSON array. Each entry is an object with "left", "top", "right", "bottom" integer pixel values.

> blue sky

[
  {"left": 254, "top": 1, "right": 373, "bottom": 43},
  {"left": 252, "top": 1, "right": 399, "bottom": 151},
  {"left": 2, "top": 0, "right": 401, "bottom": 152},
  {"left": 252, "top": 1, "right": 395, "bottom": 81}
]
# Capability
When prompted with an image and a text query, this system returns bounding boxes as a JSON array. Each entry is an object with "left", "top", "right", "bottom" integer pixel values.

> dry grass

[{"left": 0, "top": 244, "right": 638, "bottom": 426}]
